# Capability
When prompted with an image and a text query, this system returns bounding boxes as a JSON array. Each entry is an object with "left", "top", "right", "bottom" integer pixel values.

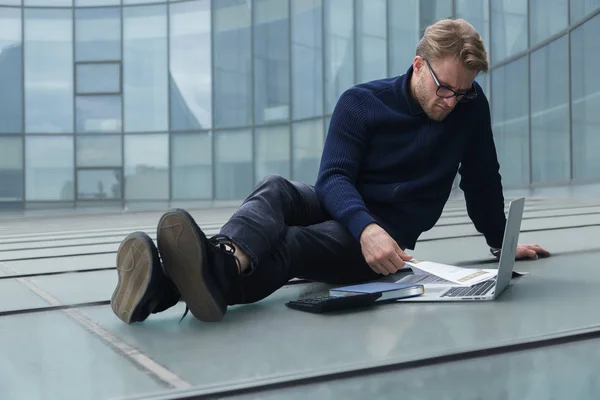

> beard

[{"left": 414, "top": 74, "right": 452, "bottom": 122}]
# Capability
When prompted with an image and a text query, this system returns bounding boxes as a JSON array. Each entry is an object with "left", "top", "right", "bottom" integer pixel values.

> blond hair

[{"left": 416, "top": 18, "right": 488, "bottom": 72}]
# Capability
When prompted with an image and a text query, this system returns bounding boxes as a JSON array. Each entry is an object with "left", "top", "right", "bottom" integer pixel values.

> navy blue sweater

[{"left": 314, "top": 66, "right": 506, "bottom": 250}]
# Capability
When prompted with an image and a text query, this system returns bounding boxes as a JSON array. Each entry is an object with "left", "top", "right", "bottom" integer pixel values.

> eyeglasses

[{"left": 424, "top": 59, "right": 477, "bottom": 103}]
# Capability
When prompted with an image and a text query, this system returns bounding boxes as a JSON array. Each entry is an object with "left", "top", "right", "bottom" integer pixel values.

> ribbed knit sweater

[{"left": 314, "top": 66, "right": 507, "bottom": 250}]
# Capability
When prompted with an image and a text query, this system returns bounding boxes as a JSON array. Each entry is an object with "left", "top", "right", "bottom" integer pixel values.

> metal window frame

[{"left": 74, "top": 60, "right": 122, "bottom": 96}]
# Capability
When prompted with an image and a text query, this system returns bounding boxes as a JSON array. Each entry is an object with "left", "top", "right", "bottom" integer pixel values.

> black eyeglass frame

[{"left": 424, "top": 59, "right": 478, "bottom": 103}]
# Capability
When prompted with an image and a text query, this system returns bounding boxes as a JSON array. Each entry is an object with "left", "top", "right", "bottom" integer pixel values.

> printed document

[{"left": 399, "top": 259, "right": 497, "bottom": 287}]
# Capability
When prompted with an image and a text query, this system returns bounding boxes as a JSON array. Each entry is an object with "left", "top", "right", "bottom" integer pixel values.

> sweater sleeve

[
  {"left": 314, "top": 89, "right": 377, "bottom": 241},
  {"left": 458, "top": 89, "right": 507, "bottom": 249}
]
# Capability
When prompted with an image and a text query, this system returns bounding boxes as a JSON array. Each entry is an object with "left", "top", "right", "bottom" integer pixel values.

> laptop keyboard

[{"left": 441, "top": 279, "right": 496, "bottom": 298}]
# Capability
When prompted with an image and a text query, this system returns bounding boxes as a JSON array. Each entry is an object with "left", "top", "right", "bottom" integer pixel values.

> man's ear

[{"left": 413, "top": 56, "right": 424, "bottom": 75}]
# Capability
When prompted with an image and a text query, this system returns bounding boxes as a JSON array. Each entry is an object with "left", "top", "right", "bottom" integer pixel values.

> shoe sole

[
  {"left": 156, "top": 209, "right": 226, "bottom": 322},
  {"left": 111, "top": 232, "right": 157, "bottom": 324}
]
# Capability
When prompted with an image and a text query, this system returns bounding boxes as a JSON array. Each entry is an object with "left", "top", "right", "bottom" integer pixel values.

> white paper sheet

[{"left": 403, "top": 260, "right": 497, "bottom": 286}]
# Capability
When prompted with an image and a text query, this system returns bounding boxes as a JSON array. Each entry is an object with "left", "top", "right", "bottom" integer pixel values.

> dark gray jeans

[{"left": 219, "top": 174, "right": 380, "bottom": 304}]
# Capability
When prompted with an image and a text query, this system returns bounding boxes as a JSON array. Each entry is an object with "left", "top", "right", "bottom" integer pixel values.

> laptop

[{"left": 397, "top": 197, "right": 525, "bottom": 302}]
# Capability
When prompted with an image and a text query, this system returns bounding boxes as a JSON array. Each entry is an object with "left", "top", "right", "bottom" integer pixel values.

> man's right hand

[{"left": 359, "top": 223, "right": 413, "bottom": 275}]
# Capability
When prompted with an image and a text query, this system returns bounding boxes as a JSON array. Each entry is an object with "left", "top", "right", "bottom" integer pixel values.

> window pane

[
  {"left": 171, "top": 133, "right": 212, "bottom": 199},
  {"left": 77, "top": 169, "right": 121, "bottom": 200},
  {"left": 455, "top": 0, "right": 489, "bottom": 54},
  {"left": 0, "top": 137, "right": 23, "bottom": 200},
  {"left": 255, "top": 125, "right": 290, "bottom": 183},
  {"left": 571, "top": 0, "right": 600, "bottom": 23},
  {"left": 0, "top": 1, "right": 21, "bottom": 6},
  {"left": 476, "top": 72, "right": 488, "bottom": 96},
  {"left": 76, "top": 63, "right": 120, "bottom": 94},
  {"left": 293, "top": 119, "right": 323, "bottom": 184},
  {"left": 169, "top": 0, "right": 211, "bottom": 131},
  {"left": 492, "top": 56, "right": 529, "bottom": 186},
  {"left": 491, "top": 0, "right": 528, "bottom": 63},
  {"left": 571, "top": 14, "right": 600, "bottom": 180},
  {"left": 76, "top": 135, "right": 122, "bottom": 167},
  {"left": 530, "top": 0, "right": 568, "bottom": 46},
  {"left": 388, "top": 0, "right": 419, "bottom": 76},
  {"left": 75, "top": 0, "right": 120, "bottom": 6},
  {"left": 75, "top": 8, "right": 120, "bottom": 62},
  {"left": 356, "top": 0, "right": 387, "bottom": 83},
  {"left": 124, "top": 134, "right": 168, "bottom": 200},
  {"left": 456, "top": 0, "right": 490, "bottom": 94},
  {"left": 324, "top": 0, "right": 354, "bottom": 113},
  {"left": 215, "top": 129, "right": 253, "bottom": 199},
  {"left": 123, "top": 5, "right": 168, "bottom": 132},
  {"left": 25, "top": 0, "right": 71, "bottom": 5},
  {"left": 0, "top": 8, "right": 23, "bottom": 133},
  {"left": 291, "top": 0, "right": 323, "bottom": 119},
  {"left": 26, "top": 136, "right": 74, "bottom": 201},
  {"left": 24, "top": 9, "right": 73, "bottom": 134},
  {"left": 420, "top": 0, "right": 452, "bottom": 30},
  {"left": 254, "top": 0, "right": 290, "bottom": 125},
  {"left": 213, "top": 0, "right": 252, "bottom": 128},
  {"left": 76, "top": 95, "right": 122, "bottom": 133},
  {"left": 530, "top": 36, "right": 569, "bottom": 183}
]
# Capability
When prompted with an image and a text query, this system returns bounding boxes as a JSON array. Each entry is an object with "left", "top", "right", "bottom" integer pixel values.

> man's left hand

[{"left": 516, "top": 244, "right": 550, "bottom": 260}]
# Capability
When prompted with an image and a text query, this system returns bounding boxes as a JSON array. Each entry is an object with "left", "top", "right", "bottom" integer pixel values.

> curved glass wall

[
  {"left": 0, "top": 0, "right": 599, "bottom": 209},
  {"left": 489, "top": 0, "right": 600, "bottom": 187}
]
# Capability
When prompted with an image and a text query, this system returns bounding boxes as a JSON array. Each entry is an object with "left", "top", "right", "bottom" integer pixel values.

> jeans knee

[{"left": 256, "top": 174, "right": 289, "bottom": 190}]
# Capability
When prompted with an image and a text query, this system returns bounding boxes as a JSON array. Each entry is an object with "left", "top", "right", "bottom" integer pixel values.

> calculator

[{"left": 284, "top": 291, "right": 382, "bottom": 314}]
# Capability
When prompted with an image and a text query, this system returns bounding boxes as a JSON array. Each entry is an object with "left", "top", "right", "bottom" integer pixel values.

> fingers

[
  {"left": 387, "top": 253, "right": 406, "bottom": 272},
  {"left": 369, "top": 259, "right": 401, "bottom": 276},
  {"left": 383, "top": 258, "right": 400, "bottom": 274},
  {"left": 396, "top": 248, "right": 413, "bottom": 261},
  {"left": 517, "top": 247, "right": 538, "bottom": 260},
  {"left": 360, "top": 229, "right": 409, "bottom": 275},
  {"left": 526, "top": 249, "right": 538, "bottom": 259},
  {"left": 391, "top": 241, "right": 412, "bottom": 261},
  {"left": 521, "top": 244, "right": 551, "bottom": 259},
  {"left": 528, "top": 244, "right": 550, "bottom": 257},
  {"left": 366, "top": 251, "right": 406, "bottom": 275}
]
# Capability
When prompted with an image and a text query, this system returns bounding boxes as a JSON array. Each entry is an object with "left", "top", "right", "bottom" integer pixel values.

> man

[{"left": 110, "top": 18, "right": 549, "bottom": 325}]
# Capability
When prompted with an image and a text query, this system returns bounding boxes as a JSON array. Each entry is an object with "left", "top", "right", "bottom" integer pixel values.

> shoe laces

[{"left": 209, "top": 234, "right": 242, "bottom": 274}]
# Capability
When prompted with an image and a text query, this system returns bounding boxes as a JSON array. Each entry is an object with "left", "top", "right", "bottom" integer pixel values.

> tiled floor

[{"left": 2, "top": 192, "right": 600, "bottom": 399}]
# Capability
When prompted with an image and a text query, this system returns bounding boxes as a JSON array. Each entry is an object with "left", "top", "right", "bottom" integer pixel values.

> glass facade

[{"left": 0, "top": 0, "right": 599, "bottom": 209}]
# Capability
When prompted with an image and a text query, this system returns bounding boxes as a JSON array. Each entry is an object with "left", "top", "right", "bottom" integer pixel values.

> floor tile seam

[
  {"left": 0, "top": 280, "right": 311, "bottom": 317},
  {"left": 0, "top": 266, "right": 116, "bottom": 280},
  {"left": 0, "top": 300, "right": 110, "bottom": 317},
  {"left": 0, "top": 263, "right": 192, "bottom": 390},
  {"left": 419, "top": 222, "right": 600, "bottom": 242}
]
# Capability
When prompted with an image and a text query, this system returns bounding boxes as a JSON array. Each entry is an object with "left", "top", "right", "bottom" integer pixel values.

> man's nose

[{"left": 443, "top": 96, "right": 457, "bottom": 108}]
